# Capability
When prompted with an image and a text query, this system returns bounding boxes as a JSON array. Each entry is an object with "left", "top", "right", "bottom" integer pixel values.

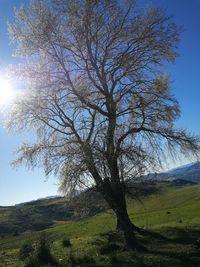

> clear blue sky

[{"left": 0, "top": 0, "right": 199, "bottom": 206}]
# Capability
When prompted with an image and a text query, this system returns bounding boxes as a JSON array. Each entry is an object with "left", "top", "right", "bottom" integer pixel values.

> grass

[{"left": 0, "top": 183, "right": 200, "bottom": 266}]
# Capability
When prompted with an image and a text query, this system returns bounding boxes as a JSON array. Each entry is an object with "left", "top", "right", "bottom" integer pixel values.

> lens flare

[{"left": 0, "top": 78, "right": 13, "bottom": 106}]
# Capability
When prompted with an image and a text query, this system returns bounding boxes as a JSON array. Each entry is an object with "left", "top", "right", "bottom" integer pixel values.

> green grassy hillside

[
  {"left": 0, "top": 190, "right": 107, "bottom": 236},
  {"left": 0, "top": 183, "right": 200, "bottom": 266}
]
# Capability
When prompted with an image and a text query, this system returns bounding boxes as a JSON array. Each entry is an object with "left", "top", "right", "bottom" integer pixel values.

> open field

[{"left": 0, "top": 183, "right": 200, "bottom": 266}]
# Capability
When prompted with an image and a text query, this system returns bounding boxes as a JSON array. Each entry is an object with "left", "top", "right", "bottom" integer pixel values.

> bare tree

[{"left": 7, "top": 0, "right": 199, "bottom": 248}]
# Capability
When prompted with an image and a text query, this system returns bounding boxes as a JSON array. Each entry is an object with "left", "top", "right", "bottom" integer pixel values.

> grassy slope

[
  {"left": 0, "top": 183, "right": 200, "bottom": 266},
  {"left": 0, "top": 191, "right": 107, "bottom": 236}
]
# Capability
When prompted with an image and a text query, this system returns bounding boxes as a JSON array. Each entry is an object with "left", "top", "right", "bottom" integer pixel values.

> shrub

[
  {"left": 62, "top": 238, "right": 72, "bottom": 248},
  {"left": 25, "top": 233, "right": 58, "bottom": 267},
  {"left": 19, "top": 240, "right": 33, "bottom": 259}
]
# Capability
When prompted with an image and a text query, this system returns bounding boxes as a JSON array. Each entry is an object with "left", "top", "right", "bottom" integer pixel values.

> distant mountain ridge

[{"left": 146, "top": 162, "right": 200, "bottom": 183}]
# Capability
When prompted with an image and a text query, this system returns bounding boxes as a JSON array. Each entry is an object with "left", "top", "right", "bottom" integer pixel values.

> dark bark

[
  {"left": 115, "top": 203, "right": 137, "bottom": 249},
  {"left": 100, "top": 179, "right": 141, "bottom": 249}
]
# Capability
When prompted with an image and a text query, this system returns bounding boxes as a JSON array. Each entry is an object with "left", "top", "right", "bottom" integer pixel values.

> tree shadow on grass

[
  {"left": 90, "top": 228, "right": 200, "bottom": 266},
  {"left": 139, "top": 227, "right": 200, "bottom": 267}
]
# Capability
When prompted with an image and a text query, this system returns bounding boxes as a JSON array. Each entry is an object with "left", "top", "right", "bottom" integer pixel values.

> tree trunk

[
  {"left": 115, "top": 204, "right": 137, "bottom": 249},
  {"left": 101, "top": 180, "right": 140, "bottom": 249}
]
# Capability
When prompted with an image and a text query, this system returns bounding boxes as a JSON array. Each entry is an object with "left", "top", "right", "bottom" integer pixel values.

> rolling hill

[
  {"left": 0, "top": 162, "right": 200, "bottom": 266},
  {"left": 0, "top": 181, "right": 200, "bottom": 266},
  {"left": 0, "top": 190, "right": 108, "bottom": 235},
  {"left": 0, "top": 161, "right": 200, "bottom": 237}
]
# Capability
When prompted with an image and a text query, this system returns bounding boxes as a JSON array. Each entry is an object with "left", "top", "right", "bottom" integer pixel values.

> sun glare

[{"left": 0, "top": 78, "right": 14, "bottom": 107}]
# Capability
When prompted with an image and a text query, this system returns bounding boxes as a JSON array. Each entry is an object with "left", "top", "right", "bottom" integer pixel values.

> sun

[{"left": 0, "top": 78, "right": 14, "bottom": 106}]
